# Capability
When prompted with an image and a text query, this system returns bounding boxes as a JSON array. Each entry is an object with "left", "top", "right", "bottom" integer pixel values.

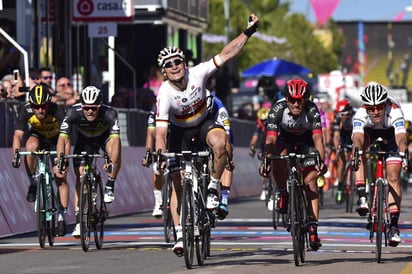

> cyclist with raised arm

[
  {"left": 333, "top": 100, "right": 355, "bottom": 204},
  {"left": 155, "top": 13, "right": 259, "bottom": 256},
  {"left": 260, "top": 78, "right": 327, "bottom": 251},
  {"left": 11, "top": 84, "right": 69, "bottom": 237},
  {"left": 56, "top": 86, "right": 122, "bottom": 237},
  {"left": 351, "top": 82, "right": 408, "bottom": 246}
]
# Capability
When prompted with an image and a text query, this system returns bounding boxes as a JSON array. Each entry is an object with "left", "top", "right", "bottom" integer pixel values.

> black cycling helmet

[{"left": 29, "top": 84, "right": 51, "bottom": 105}]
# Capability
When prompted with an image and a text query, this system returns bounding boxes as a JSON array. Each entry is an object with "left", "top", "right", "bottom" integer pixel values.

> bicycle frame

[{"left": 17, "top": 150, "right": 58, "bottom": 248}]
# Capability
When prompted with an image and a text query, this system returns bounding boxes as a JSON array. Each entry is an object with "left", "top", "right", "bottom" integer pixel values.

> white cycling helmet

[
  {"left": 360, "top": 82, "right": 388, "bottom": 106},
  {"left": 81, "top": 86, "right": 102, "bottom": 105},
  {"left": 157, "top": 47, "right": 185, "bottom": 68}
]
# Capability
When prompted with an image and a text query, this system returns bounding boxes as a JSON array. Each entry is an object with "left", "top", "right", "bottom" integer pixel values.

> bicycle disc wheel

[
  {"left": 376, "top": 180, "right": 384, "bottom": 263},
  {"left": 36, "top": 176, "right": 46, "bottom": 248},
  {"left": 47, "top": 181, "right": 57, "bottom": 247},
  {"left": 94, "top": 177, "right": 106, "bottom": 249},
  {"left": 79, "top": 175, "right": 91, "bottom": 252},
  {"left": 290, "top": 180, "right": 301, "bottom": 266},
  {"left": 162, "top": 175, "right": 174, "bottom": 243},
  {"left": 182, "top": 179, "right": 194, "bottom": 269}
]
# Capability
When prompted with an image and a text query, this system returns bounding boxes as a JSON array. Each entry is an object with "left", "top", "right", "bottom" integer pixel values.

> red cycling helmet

[
  {"left": 335, "top": 99, "right": 353, "bottom": 114},
  {"left": 283, "top": 78, "right": 310, "bottom": 99}
]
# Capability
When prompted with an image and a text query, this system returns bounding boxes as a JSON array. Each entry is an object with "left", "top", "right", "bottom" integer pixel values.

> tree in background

[{"left": 203, "top": 0, "right": 344, "bottom": 75}]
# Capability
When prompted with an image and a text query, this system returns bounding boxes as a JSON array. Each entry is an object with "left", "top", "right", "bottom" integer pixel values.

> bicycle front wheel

[
  {"left": 36, "top": 175, "right": 46, "bottom": 248},
  {"left": 79, "top": 175, "right": 92, "bottom": 252},
  {"left": 375, "top": 179, "right": 384, "bottom": 263},
  {"left": 290, "top": 179, "right": 302, "bottom": 266},
  {"left": 182, "top": 179, "right": 195, "bottom": 269},
  {"left": 94, "top": 177, "right": 106, "bottom": 249}
]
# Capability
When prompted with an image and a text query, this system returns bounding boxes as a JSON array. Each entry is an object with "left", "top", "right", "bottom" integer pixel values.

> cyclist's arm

[
  {"left": 216, "top": 13, "right": 258, "bottom": 65},
  {"left": 155, "top": 126, "right": 168, "bottom": 155},
  {"left": 56, "top": 133, "right": 71, "bottom": 156},
  {"left": 312, "top": 132, "right": 325, "bottom": 162},
  {"left": 351, "top": 132, "right": 364, "bottom": 152},
  {"left": 395, "top": 132, "right": 408, "bottom": 155},
  {"left": 12, "top": 129, "right": 24, "bottom": 154}
]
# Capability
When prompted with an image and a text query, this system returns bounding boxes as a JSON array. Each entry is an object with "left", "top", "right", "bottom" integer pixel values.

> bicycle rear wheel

[
  {"left": 94, "top": 176, "right": 106, "bottom": 249},
  {"left": 182, "top": 179, "right": 194, "bottom": 269},
  {"left": 36, "top": 175, "right": 46, "bottom": 248},
  {"left": 162, "top": 174, "right": 174, "bottom": 243},
  {"left": 375, "top": 179, "right": 384, "bottom": 263},
  {"left": 79, "top": 175, "right": 92, "bottom": 252}
]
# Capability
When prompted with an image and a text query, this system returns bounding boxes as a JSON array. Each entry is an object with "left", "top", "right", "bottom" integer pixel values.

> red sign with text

[{"left": 73, "top": 0, "right": 134, "bottom": 22}]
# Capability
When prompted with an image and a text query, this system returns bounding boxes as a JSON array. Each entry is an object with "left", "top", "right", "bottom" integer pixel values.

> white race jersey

[
  {"left": 352, "top": 96, "right": 406, "bottom": 135},
  {"left": 156, "top": 59, "right": 218, "bottom": 128}
]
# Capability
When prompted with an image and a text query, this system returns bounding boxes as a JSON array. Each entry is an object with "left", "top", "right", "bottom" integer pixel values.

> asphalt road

[{"left": 1, "top": 185, "right": 412, "bottom": 274}]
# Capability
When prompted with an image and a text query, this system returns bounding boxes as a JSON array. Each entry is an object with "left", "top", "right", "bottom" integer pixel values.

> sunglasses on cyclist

[
  {"left": 163, "top": 59, "right": 184, "bottom": 68},
  {"left": 366, "top": 103, "right": 385, "bottom": 112},
  {"left": 286, "top": 97, "right": 304, "bottom": 104},
  {"left": 82, "top": 105, "right": 100, "bottom": 111},
  {"left": 31, "top": 104, "right": 48, "bottom": 110}
]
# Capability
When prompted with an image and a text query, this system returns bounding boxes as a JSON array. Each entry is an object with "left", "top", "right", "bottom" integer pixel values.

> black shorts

[
  {"left": 167, "top": 116, "right": 224, "bottom": 171},
  {"left": 72, "top": 133, "right": 109, "bottom": 167}
]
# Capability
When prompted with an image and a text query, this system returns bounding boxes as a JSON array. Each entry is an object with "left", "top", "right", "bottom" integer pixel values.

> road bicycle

[
  {"left": 352, "top": 137, "right": 408, "bottom": 263},
  {"left": 159, "top": 148, "right": 213, "bottom": 269},
  {"left": 263, "top": 149, "right": 322, "bottom": 266},
  {"left": 15, "top": 150, "right": 59, "bottom": 248},
  {"left": 58, "top": 151, "right": 110, "bottom": 252}
]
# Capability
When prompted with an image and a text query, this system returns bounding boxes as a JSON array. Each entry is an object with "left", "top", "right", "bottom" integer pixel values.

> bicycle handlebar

[
  {"left": 57, "top": 152, "right": 111, "bottom": 173},
  {"left": 17, "top": 150, "right": 57, "bottom": 156},
  {"left": 263, "top": 150, "right": 322, "bottom": 173}
]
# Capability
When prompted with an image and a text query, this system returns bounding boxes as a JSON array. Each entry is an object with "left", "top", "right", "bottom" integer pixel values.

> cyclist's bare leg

[
  {"left": 53, "top": 166, "right": 69, "bottom": 209},
  {"left": 104, "top": 137, "right": 122, "bottom": 178},
  {"left": 170, "top": 171, "right": 182, "bottom": 226},
  {"left": 206, "top": 128, "right": 227, "bottom": 180},
  {"left": 387, "top": 162, "right": 402, "bottom": 211},
  {"left": 304, "top": 170, "right": 320, "bottom": 221},
  {"left": 73, "top": 166, "right": 83, "bottom": 212}
]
